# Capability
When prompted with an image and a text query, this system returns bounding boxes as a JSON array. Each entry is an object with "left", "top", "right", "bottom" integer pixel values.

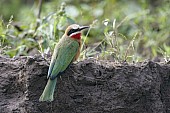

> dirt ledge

[{"left": 0, "top": 55, "right": 170, "bottom": 113}]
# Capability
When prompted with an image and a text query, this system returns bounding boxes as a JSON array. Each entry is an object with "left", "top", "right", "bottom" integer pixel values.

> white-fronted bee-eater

[{"left": 39, "top": 24, "right": 89, "bottom": 102}]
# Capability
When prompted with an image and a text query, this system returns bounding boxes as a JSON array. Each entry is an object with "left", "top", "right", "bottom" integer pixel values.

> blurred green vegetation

[{"left": 0, "top": 0, "right": 170, "bottom": 62}]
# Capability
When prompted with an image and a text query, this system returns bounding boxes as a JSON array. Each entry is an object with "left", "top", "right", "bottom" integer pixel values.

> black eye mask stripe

[{"left": 67, "top": 28, "right": 80, "bottom": 36}]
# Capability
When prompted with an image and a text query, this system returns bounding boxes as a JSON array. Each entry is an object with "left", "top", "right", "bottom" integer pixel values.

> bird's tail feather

[{"left": 39, "top": 78, "right": 57, "bottom": 102}]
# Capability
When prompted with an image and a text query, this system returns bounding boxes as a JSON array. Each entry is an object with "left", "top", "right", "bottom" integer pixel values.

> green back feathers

[{"left": 47, "top": 36, "right": 79, "bottom": 80}]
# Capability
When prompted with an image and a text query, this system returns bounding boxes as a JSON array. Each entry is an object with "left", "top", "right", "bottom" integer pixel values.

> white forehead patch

[{"left": 72, "top": 24, "right": 80, "bottom": 29}]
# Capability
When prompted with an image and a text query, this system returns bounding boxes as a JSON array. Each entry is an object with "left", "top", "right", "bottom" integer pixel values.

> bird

[{"left": 39, "top": 24, "right": 89, "bottom": 102}]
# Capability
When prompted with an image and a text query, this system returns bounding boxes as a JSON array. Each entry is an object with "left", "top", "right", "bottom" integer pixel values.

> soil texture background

[{"left": 0, "top": 55, "right": 170, "bottom": 113}]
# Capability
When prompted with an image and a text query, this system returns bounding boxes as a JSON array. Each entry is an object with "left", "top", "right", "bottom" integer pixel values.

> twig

[
  {"left": 81, "top": 26, "right": 91, "bottom": 52},
  {"left": 35, "top": 0, "right": 43, "bottom": 32},
  {"left": 80, "top": 20, "right": 98, "bottom": 59},
  {"left": 37, "top": 0, "right": 42, "bottom": 19}
]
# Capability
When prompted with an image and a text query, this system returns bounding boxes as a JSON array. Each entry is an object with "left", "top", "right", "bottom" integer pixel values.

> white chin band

[{"left": 70, "top": 31, "right": 81, "bottom": 37}]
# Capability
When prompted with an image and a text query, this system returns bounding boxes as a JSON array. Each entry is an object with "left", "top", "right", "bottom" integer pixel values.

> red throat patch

[{"left": 71, "top": 33, "right": 81, "bottom": 39}]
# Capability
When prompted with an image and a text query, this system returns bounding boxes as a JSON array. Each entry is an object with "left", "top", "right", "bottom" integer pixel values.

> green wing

[
  {"left": 47, "top": 38, "right": 79, "bottom": 80},
  {"left": 47, "top": 44, "right": 59, "bottom": 78}
]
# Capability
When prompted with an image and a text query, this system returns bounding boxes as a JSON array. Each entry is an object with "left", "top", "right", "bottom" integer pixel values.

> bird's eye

[
  {"left": 67, "top": 26, "right": 80, "bottom": 36},
  {"left": 70, "top": 29, "right": 74, "bottom": 32},
  {"left": 67, "top": 29, "right": 75, "bottom": 36}
]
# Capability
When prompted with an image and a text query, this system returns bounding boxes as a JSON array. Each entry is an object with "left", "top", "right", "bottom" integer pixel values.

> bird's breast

[{"left": 73, "top": 41, "right": 81, "bottom": 61}]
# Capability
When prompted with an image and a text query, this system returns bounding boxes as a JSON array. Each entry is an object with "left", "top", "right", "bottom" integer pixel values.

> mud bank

[{"left": 0, "top": 55, "right": 170, "bottom": 113}]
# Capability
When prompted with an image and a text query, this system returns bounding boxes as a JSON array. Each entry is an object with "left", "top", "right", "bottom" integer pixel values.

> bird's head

[{"left": 65, "top": 24, "right": 89, "bottom": 39}]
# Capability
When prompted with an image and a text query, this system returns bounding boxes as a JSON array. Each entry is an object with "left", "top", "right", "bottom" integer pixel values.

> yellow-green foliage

[{"left": 0, "top": 0, "right": 169, "bottom": 62}]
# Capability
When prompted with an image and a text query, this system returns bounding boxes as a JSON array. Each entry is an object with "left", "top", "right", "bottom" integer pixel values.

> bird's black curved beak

[{"left": 79, "top": 26, "right": 89, "bottom": 31}]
